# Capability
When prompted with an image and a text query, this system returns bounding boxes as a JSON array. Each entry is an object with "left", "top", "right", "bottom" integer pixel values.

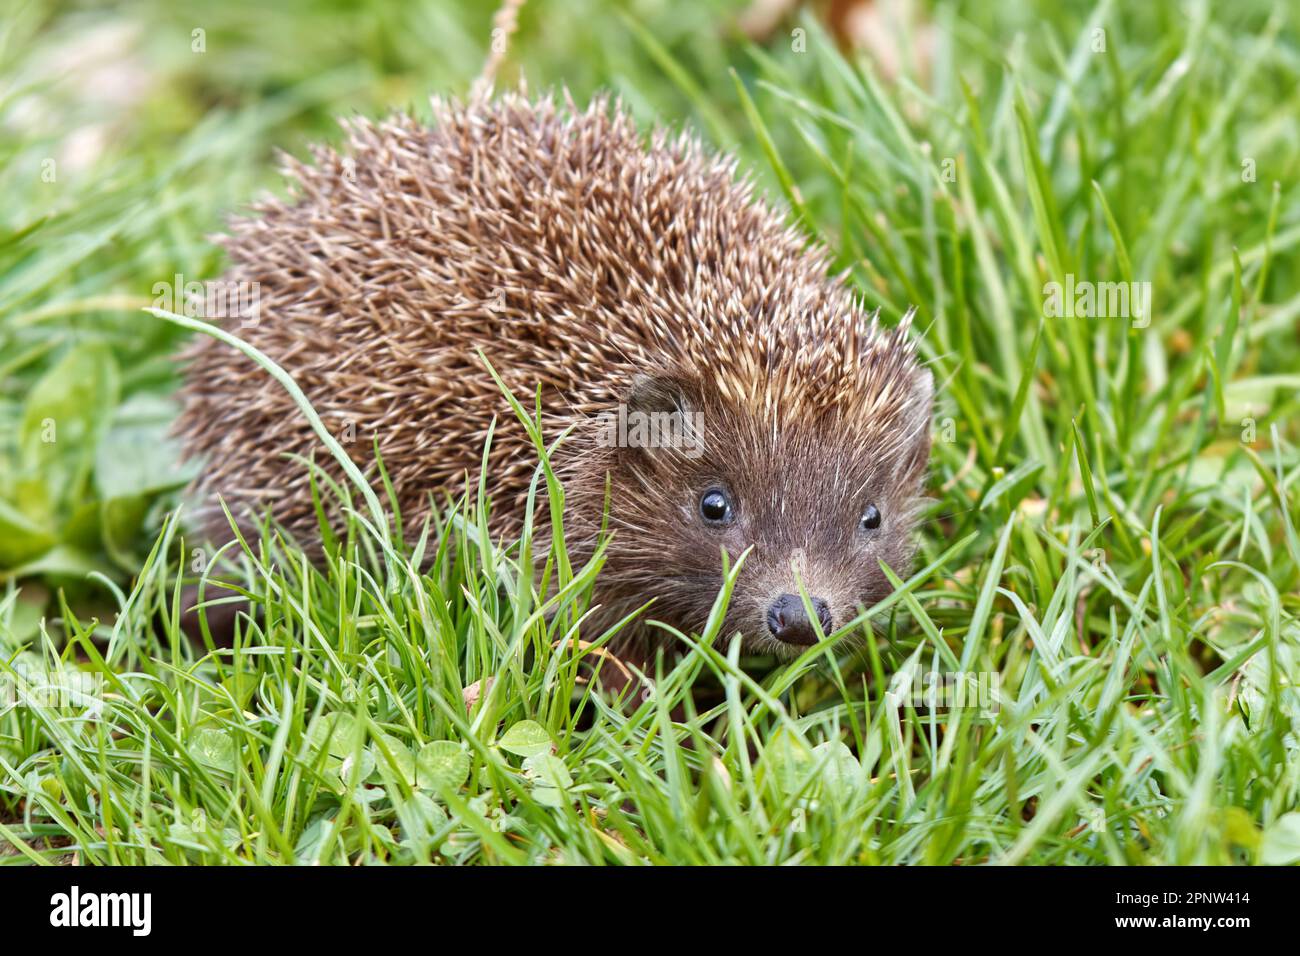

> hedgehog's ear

[
  {"left": 611, "top": 373, "right": 703, "bottom": 463},
  {"left": 624, "top": 374, "right": 693, "bottom": 417}
]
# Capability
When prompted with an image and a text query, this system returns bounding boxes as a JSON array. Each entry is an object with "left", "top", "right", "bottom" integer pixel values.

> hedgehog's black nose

[{"left": 767, "top": 593, "right": 833, "bottom": 646}]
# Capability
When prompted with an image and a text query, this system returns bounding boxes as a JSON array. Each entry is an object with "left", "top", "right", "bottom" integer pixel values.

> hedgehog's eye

[
  {"left": 699, "top": 488, "right": 734, "bottom": 525},
  {"left": 860, "top": 504, "right": 882, "bottom": 531}
]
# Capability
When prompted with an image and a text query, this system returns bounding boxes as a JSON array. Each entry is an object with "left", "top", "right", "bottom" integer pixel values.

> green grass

[{"left": 2, "top": 0, "right": 1299, "bottom": 864}]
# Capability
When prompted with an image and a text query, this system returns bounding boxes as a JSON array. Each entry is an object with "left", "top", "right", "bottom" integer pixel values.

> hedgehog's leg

[
  {"left": 178, "top": 581, "right": 247, "bottom": 648},
  {"left": 587, "top": 632, "right": 697, "bottom": 722},
  {"left": 175, "top": 504, "right": 263, "bottom": 648}
]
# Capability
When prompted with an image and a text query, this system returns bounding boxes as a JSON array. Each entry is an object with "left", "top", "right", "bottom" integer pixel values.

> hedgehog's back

[{"left": 174, "top": 93, "right": 826, "bottom": 545}]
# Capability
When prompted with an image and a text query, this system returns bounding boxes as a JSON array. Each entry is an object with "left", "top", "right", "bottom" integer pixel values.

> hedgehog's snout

[{"left": 766, "top": 592, "right": 833, "bottom": 646}]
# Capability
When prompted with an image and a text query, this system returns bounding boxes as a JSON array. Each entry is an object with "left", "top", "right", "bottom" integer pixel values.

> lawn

[{"left": 1, "top": 0, "right": 1298, "bottom": 865}]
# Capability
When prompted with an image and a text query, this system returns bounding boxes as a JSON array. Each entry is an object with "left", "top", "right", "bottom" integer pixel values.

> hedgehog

[{"left": 174, "top": 90, "right": 933, "bottom": 663}]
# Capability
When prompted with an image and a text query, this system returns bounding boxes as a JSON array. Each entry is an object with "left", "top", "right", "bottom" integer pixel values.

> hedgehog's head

[{"left": 594, "top": 359, "right": 932, "bottom": 658}]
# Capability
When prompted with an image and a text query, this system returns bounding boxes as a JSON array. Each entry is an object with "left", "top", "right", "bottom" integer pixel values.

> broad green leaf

[
  {"left": 191, "top": 728, "right": 237, "bottom": 773},
  {"left": 811, "top": 741, "right": 860, "bottom": 797},
  {"left": 1260, "top": 813, "right": 1300, "bottom": 865},
  {"left": 497, "top": 720, "right": 551, "bottom": 757},
  {"left": 416, "top": 741, "right": 471, "bottom": 793},
  {"left": 371, "top": 733, "right": 417, "bottom": 786},
  {"left": 523, "top": 753, "right": 572, "bottom": 790},
  {"left": 0, "top": 499, "right": 54, "bottom": 567}
]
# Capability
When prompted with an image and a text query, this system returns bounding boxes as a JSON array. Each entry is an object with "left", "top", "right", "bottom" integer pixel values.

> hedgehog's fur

[{"left": 176, "top": 91, "right": 933, "bottom": 659}]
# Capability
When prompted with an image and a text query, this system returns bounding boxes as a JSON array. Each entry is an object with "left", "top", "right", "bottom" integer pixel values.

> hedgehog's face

[{"left": 604, "top": 370, "right": 932, "bottom": 659}]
